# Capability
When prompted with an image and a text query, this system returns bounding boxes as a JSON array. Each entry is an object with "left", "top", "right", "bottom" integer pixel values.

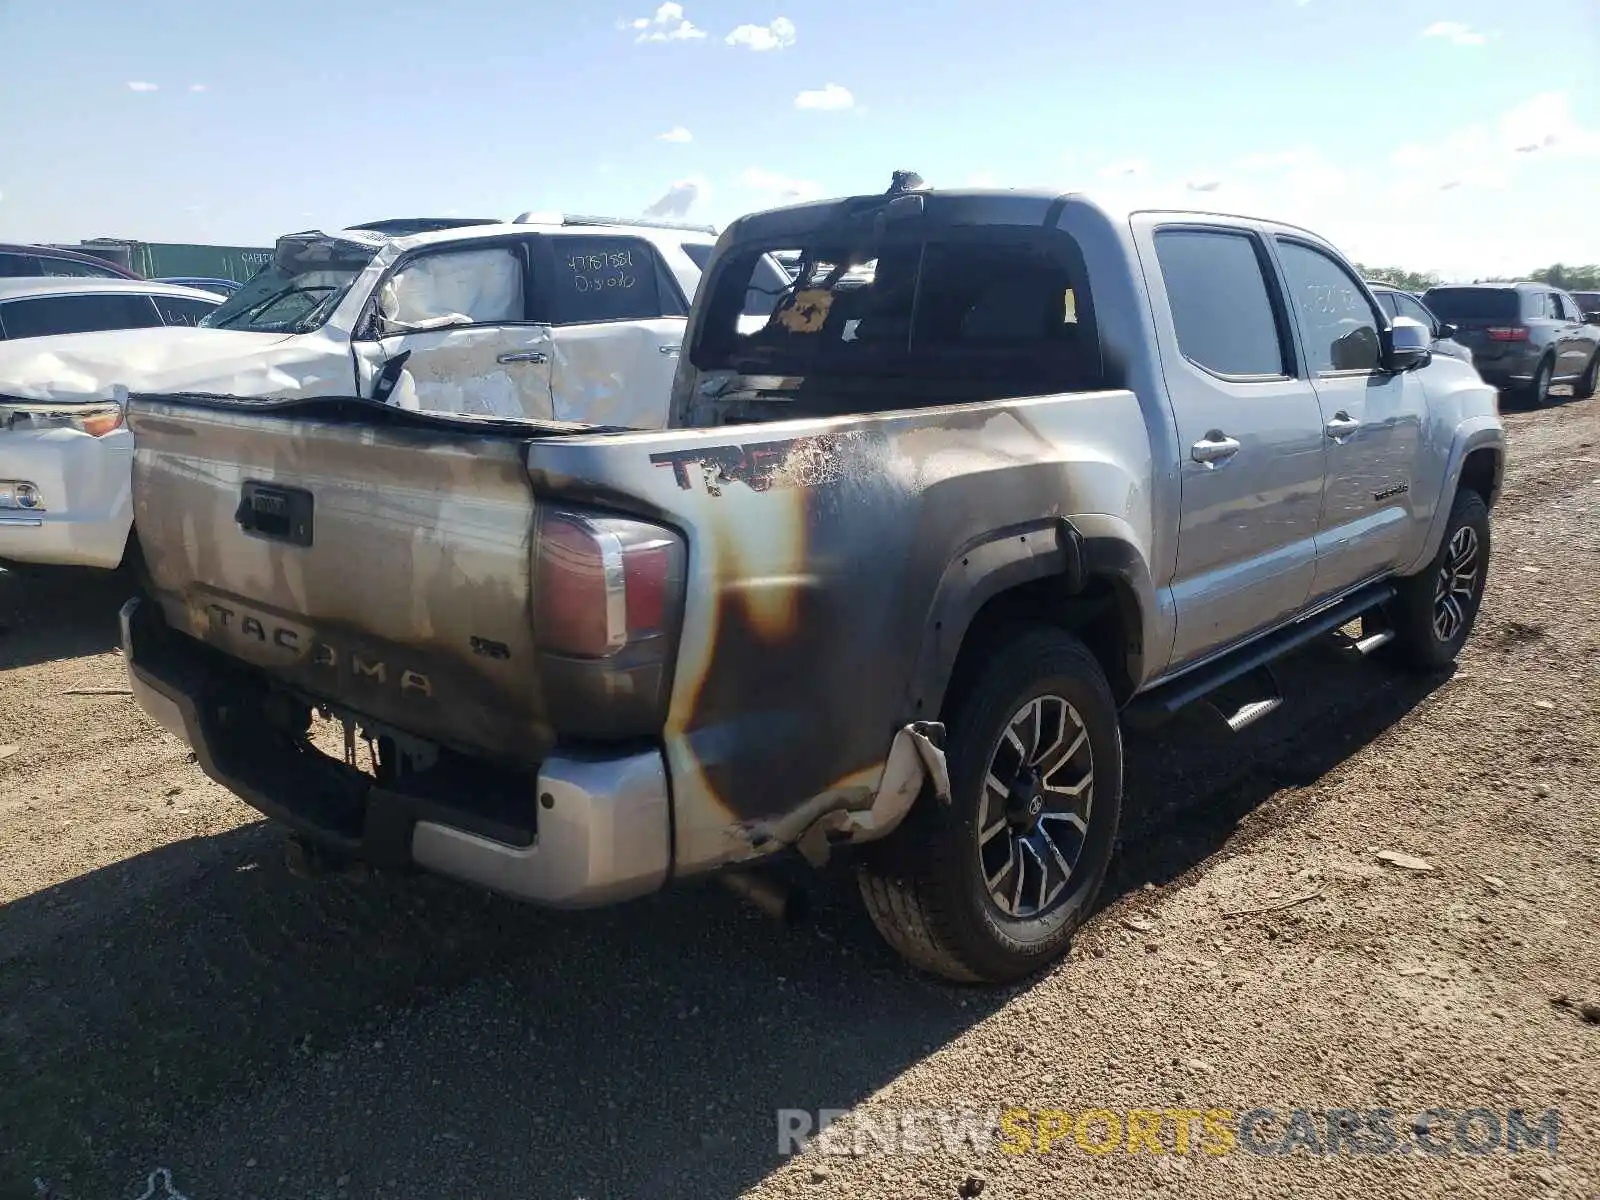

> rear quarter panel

[{"left": 527, "top": 391, "right": 1157, "bottom": 875}]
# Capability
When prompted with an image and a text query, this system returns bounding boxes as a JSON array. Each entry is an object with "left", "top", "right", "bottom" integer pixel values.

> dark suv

[{"left": 1422, "top": 281, "right": 1600, "bottom": 404}]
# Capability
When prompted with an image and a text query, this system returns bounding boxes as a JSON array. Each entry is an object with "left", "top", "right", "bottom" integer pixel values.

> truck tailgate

[{"left": 129, "top": 395, "right": 556, "bottom": 764}]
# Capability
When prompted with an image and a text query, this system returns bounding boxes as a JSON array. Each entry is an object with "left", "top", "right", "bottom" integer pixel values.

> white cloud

[
  {"left": 794, "top": 83, "right": 854, "bottom": 111},
  {"left": 657, "top": 126, "right": 693, "bottom": 143},
  {"left": 189, "top": 83, "right": 207, "bottom": 92},
  {"left": 1422, "top": 20, "right": 1489, "bottom": 46},
  {"left": 629, "top": 2, "right": 706, "bottom": 42},
  {"left": 643, "top": 175, "right": 710, "bottom": 218},
  {"left": 1075, "top": 92, "right": 1600, "bottom": 279},
  {"left": 126, "top": 81, "right": 159, "bottom": 92},
  {"left": 1186, "top": 178, "right": 1222, "bottom": 193},
  {"left": 1389, "top": 90, "right": 1600, "bottom": 194},
  {"left": 726, "top": 16, "right": 796, "bottom": 50},
  {"left": 738, "top": 167, "right": 823, "bottom": 203}
]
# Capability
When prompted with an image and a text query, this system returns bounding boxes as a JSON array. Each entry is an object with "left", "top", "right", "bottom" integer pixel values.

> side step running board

[
  {"left": 1222, "top": 697, "right": 1283, "bottom": 732},
  {"left": 1352, "top": 628, "right": 1395, "bottom": 655},
  {"left": 1202, "top": 662, "right": 1285, "bottom": 733},
  {"left": 1126, "top": 581, "right": 1396, "bottom": 728}
]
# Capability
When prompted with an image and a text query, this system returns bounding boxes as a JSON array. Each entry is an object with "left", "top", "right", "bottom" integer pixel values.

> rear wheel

[
  {"left": 1575, "top": 351, "right": 1599, "bottom": 400},
  {"left": 1524, "top": 356, "right": 1554, "bottom": 407},
  {"left": 857, "top": 626, "right": 1123, "bottom": 983},
  {"left": 1383, "top": 489, "right": 1491, "bottom": 672}
]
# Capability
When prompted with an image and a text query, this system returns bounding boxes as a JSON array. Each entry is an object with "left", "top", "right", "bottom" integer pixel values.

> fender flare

[
  {"left": 1400, "top": 419, "right": 1505, "bottom": 576},
  {"left": 904, "top": 518, "right": 1149, "bottom": 719}
]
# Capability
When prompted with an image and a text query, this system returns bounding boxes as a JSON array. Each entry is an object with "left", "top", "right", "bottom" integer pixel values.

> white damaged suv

[{"left": 0, "top": 214, "right": 788, "bottom": 569}]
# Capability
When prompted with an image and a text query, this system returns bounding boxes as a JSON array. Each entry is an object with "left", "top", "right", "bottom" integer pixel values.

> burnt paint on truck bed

[{"left": 523, "top": 392, "right": 1158, "bottom": 873}]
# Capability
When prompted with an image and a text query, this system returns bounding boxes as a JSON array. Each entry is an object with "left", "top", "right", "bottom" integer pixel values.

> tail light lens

[
  {"left": 1486, "top": 327, "right": 1529, "bottom": 341},
  {"left": 533, "top": 508, "right": 687, "bottom": 739}
]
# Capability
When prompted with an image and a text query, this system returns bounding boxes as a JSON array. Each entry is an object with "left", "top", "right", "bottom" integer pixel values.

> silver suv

[{"left": 1423, "top": 281, "right": 1600, "bottom": 404}]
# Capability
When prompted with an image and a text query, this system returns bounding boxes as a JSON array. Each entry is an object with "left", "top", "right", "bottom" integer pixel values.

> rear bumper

[
  {"left": 1472, "top": 346, "right": 1542, "bottom": 388},
  {"left": 121, "top": 597, "right": 671, "bottom": 908}
]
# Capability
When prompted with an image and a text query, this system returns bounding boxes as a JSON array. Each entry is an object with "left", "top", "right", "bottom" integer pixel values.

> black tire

[
  {"left": 1575, "top": 351, "right": 1599, "bottom": 400},
  {"left": 1524, "top": 356, "right": 1554, "bottom": 407},
  {"left": 857, "top": 626, "right": 1123, "bottom": 984},
  {"left": 1384, "top": 489, "right": 1491, "bottom": 672}
]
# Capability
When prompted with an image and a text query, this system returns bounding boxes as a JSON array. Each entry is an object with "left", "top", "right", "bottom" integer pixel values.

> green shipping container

[{"left": 62, "top": 240, "right": 276, "bottom": 284}]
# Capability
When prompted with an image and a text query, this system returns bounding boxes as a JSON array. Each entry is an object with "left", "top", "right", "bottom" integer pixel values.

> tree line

[{"left": 1355, "top": 263, "right": 1600, "bottom": 293}]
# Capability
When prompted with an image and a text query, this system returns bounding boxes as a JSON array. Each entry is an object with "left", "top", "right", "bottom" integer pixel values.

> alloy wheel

[
  {"left": 1432, "top": 525, "right": 1482, "bottom": 643},
  {"left": 977, "top": 694, "right": 1095, "bottom": 920}
]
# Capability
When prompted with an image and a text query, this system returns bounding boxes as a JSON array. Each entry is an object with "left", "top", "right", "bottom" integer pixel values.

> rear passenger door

[
  {"left": 1550, "top": 292, "right": 1588, "bottom": 378},
  {"left": 1142, "top": 223, "right": 1327, "bottom": 667},
  {"left": 1272, "top": 238, "right": 1428, "bottom": 599},
  {"left": 537, "top": 235, "right": 688, "bottom": 428}
]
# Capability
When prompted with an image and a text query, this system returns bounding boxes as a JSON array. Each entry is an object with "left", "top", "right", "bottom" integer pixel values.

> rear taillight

[
  {"left": 534, "top": 509, "right": 684, "bottom": 658},
  {"left": 533, "top": 508, "right": 687, "bottom": 740},
  {"left": 1486, "top": 327, "right": 1529, "bottom": 341}
]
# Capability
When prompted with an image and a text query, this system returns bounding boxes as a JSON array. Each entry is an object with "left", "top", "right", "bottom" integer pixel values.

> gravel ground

[{"left": 1, "top": 396, "right": 1597, "bottom": 1200}]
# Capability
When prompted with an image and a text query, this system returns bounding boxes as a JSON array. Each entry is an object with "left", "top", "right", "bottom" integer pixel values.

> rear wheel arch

[
  {"left": 923, "top": 534, "right": 1146, "bottom": 725},
  {"left": 1457, "top": 446, "right": 1503, "bottom": 510}
]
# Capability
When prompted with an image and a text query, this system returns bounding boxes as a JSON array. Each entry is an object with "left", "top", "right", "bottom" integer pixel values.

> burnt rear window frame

[{"left": 690, "top": 221, "right": 1103, "bottom": 396}]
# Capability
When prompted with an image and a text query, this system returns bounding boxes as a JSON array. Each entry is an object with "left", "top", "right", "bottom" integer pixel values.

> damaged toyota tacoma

[{"left": 119, "top": 182, "right": 1505, "bottom": 982}]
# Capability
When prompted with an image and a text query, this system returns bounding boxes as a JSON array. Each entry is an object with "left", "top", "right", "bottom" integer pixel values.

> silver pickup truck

[{"left": 119, "top": 182, "right": 1505, "bottom": 983}]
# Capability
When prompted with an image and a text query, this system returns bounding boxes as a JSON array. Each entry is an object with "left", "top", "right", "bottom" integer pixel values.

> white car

[
  {"left": 0, "top": 215, "right": 790, "bottom": 569},
  {"left": 0, "top": 280, "right": 223, "bottom": 569}
]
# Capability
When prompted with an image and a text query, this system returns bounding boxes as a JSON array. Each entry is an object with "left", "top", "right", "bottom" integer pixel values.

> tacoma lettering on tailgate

[{"left": 203, "top": 602, "right": 434, "bottom": 698}]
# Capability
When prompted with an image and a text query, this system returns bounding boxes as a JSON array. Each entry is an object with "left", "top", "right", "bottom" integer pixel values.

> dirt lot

[{"left": 2, "top": 397, "right": 1597, "bottom": 1200}]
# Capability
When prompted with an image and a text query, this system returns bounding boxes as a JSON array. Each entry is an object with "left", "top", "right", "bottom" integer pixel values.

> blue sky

[{"left": 1, "top": 0, "right": 1596, "bottom": 278}]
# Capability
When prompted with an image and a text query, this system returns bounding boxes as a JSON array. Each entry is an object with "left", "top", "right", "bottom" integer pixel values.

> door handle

[
  {"left": 1190, "top": 431, "right": 1242, "bottom": 466},
  {"left": 496, "top": 350, "right": 548, "bottom": 365},
  {"left": 1325, "top": 413, "right": 1361, "bottom": 441},
  {"left": 658, "top": 344, "right": 681, "bottom": 357}
]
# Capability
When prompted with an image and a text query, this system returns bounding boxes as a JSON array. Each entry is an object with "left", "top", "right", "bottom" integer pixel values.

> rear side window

[
  {"left": 0, "top": 293, "right": 162, "bottom": 340},
  {"left": 1276, "top": 240, "right": 1381, "bottom": 373},
  {"left": 549, "top": 236, "right": 669, "bottom": 324},
  {"left": 694, "top": 224, "right": 1102, "bottom": 399},
  {"left": 1422, "top": 288, "right": 1520, "bottom": 321},
  {"left": 37, "top": 255, "right": 124, "bottom": 279},
  {"left": 151, "top": 294, "right": 220, "bottom": 327},
  {"left": 1155, "top": 230, "right": 1287, "bottom": 377},
  {"left": 1374, "top": 291, "right": 1400, "bottom": 318}
]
